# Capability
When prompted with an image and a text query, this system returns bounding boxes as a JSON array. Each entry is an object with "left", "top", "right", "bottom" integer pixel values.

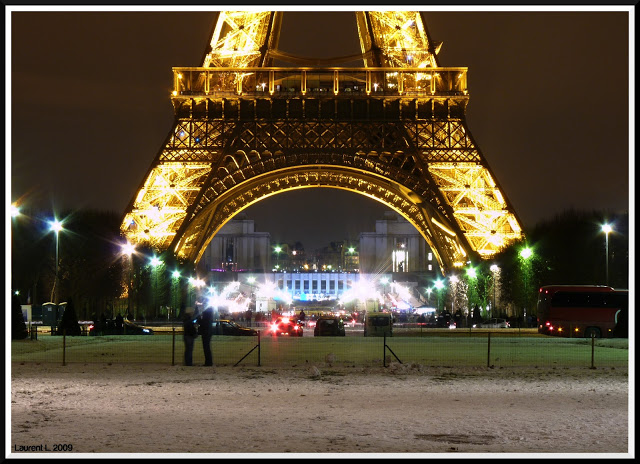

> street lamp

[
  {"left": 434, "top": 279, "right": 444, "bottom": 311},
  {"left": 601, "top": 224, "right": 613, "bottom": 285},
  {"left": 121, "top": 242, "right": 136, "bottom": 318},
  {"left": 170, "top": 270, "right": 181, "bottom": 323},
  {"left": 11, "top": 204, "right": 20, "bottom": 218},
  {"left": 150, "top": 256, "right": 163, "bottom": 319},
  {"left": 49, "top": 219, "right": 64, "bottom": 304},
  {"left": 274, "top": 246, "right": 282, "bottom": 271},
  {"left": 490, "top": 264, "right": 499, "bottom": 319},
  {"left": 188, "top": 276, "right": 205, "bottom": 309},
  {"left": 247, "top": 276, "right": 256, "bottom": 300},
  {"left": 519, "top": 247, "right": 534, "bottom": 329},
  {"left": 466, "top": 267, "right": 477, "bottom": 324}
]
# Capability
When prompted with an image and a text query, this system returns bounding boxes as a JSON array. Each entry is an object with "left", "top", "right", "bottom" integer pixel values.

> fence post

[
  {"left": 62, "top": 328, "right": 67, "bottom": 366},
  {"left": 258, "top": 331, "right": 261, "bottom": 367},
  {"left": 172, "top": 328, "right": 176, "bottom": 366},
  {"left": 383, "top": 332, "right": 386, "bottom": 367},
  {"left": 487, "top": 331, "right": 491, "bottom": 368},
  {"left": 590, "top": 333, "right": 596, "bottom": 369}
]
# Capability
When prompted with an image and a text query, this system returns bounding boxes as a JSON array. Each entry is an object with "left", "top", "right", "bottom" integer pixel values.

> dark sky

[{"left": 9, "top": 8, "right": 631, "bottom": 251}]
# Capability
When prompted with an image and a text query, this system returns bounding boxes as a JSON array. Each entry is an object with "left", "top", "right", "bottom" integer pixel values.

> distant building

[
  {"left": 359, "top": 212, "right": 436, "bottom": 276},
  {"left": 198, "top": 214, "right": 270, "bottom": 273}
]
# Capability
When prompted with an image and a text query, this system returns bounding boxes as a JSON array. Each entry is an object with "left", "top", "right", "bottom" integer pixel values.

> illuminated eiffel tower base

[{"left": 121, "top": 11, "right": 524, "bottom": 274}]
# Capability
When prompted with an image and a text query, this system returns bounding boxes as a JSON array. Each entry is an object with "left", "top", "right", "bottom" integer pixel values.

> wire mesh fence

[{"left": 11, "top": 328, "right": 628, "bottom": 370}]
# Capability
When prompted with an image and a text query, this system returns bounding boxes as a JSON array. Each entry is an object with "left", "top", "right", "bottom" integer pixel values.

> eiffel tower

[{"left": 120, "top": 11, "right": 524, "bottom": 274}]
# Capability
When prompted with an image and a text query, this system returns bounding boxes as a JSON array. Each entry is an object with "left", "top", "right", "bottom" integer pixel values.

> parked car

[
  {"left": 314, "top": 316, "right": 346, "bottom": 336},
  {"left": 476, "top": 318, "right": 510, "bottom": 329},
  {"left": 211, "top": 320, "right": 257, "bottom": 336},
  {"left": 269, "top": 317, "right": 304, "bottom": 337},
  {"left": 89, "top": 319, "right": 153, "bottom": 335}
]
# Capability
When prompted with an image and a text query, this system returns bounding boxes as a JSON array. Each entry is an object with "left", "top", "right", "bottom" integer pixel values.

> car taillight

[
  {"left": 293, "top": 325, "right": 299, "bottom": 330},
  {"left": 270, "top": 323, "right": 278, "bottom": 332},
  {"left": 545, "top": 321, "right": 551, "bottom": 326},
  {"left": 88, "top": 324, "right": 94, "bottom": 330}
]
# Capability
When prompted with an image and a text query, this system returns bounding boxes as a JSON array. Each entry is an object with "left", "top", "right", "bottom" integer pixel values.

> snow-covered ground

[{"left": 9, "top": 362, "right": 631, "bottom": 457}]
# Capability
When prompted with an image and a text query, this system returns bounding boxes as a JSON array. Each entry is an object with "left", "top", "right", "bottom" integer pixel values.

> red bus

[{"left": 537, "top": 285, "right": 628, "bottom": 338}]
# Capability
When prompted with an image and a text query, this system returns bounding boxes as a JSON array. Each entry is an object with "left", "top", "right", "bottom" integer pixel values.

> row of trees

[
  {"left": 423, "top": 209, "right": 629, "bottom": 322},
  {"left": 10, "top": 208, "right": 196, "bottom": 321},
  {"left": 11, "top": 207, "right": 629, "bottom": 322}
]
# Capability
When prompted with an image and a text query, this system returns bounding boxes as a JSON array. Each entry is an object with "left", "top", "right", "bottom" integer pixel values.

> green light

[
  {"left": 172, "top": 270, "right": 181, "bottom": 279},
  {"left": 520, "top": 247, "right": 533, "bottom": 260},
  {"left": 466, "top": 267, "right": 477, "bottom": 278}
]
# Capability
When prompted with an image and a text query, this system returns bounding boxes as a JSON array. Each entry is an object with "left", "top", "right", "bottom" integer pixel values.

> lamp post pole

[
  {"left": 519, "top": 248, "right": 533, "bottom": 330},
  {"left": 274, "top": 246, "right": 282, "bottom": 271},
  {"left": 122, "top": 242, "right": 136, "bottom": 319},
  {"left": 490, "top": 264, "right": 499, "bottom": 320},
  {"left": 601, "top": 224, "right": 612, "bottom": 286},
  {"left": 49, "top": 220, "right": 63, "bottom": 305}
]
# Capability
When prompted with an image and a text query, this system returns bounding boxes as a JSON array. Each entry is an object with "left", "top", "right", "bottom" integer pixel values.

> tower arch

[{"left": 121, "top": 11, "right": 524, "bottom": 274}]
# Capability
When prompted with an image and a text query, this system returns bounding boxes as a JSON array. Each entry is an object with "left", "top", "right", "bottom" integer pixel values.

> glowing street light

[
  {"left": 49, "top": 219, "right": 64, "bottom": 304},
  {"left": 150, "top": 256, "right": 164, "bottom": 319},
  {"left": 601, "top": 224, "right": 613, "bottom": 285},
  {"left": 10, "top": 204, "right": 20, "bottom": 218},
  {"left": 490, "top": 264, "right": 500, "bottom": 319},
  {"left": 434, "top": 279, "right": 444, "bottom": 312},
  {"left": 121, "top": 242, "right": 136, "bottom": 317},
  {"left": 170, "top": 270, "right": 181, "bottom": 322},
  {"left": 274, "top": 245, "right": 282, "bottom": 270},
  {"left": 519, "top": 247, "right": 534, "bottom": 329}
]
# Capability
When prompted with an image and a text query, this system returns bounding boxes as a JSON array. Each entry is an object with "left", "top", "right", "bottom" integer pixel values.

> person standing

[
  {"left": 183, "top": 308, "right": 198, "bottom": 366},
  {"left": 199, "top": 307, "right": 214, "bottom": 366}
]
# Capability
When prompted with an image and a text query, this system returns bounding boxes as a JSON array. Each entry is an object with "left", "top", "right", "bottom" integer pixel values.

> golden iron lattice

[{"left": 121, "top": 11, "right": 523, "bottom": 273}]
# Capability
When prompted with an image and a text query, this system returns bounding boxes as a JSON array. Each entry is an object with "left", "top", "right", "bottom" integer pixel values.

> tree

[
  {"left": 55, "top": 298, "right": 82, "bottom": 336},
  {"left": 493, "top": 209, "right": 629, "bottom": 317},
  {"left": 12, "top": 294, "right": 28, "bottom": 340}
]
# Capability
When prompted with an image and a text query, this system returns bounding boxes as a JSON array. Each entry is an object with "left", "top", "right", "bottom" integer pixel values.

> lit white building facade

[
  {"left": 198, "top": 213, "right": 270, "bottom": 273},
  {"left": 358, "top": 212, "right": 436, "bottom": 275}
]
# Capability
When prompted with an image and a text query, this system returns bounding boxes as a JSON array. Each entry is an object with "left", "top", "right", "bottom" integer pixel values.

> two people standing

[{"left": 182, "top": 306, "right": 213, "bottom": 367}]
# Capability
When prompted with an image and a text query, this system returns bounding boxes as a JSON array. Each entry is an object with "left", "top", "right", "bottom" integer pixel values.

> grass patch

[{"left": 11, "top": 333, "right": 628, "bottom": 369}]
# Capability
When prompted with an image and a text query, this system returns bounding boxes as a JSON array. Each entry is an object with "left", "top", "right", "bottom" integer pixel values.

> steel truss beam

[{"left": 121, "top": 11, "right": 524, "bottom": 274}]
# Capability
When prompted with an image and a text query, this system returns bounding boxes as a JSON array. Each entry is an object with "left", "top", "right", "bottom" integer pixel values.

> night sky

[{"left": 9, "top": 7, "right": 632, "bottom": 251}]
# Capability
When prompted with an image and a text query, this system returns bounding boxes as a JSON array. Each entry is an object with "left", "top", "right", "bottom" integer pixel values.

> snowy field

[{"left": 8, "top": 361, "right": 632, "bottom": 458}]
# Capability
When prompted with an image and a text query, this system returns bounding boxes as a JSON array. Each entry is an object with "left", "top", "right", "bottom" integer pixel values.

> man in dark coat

[
  {"left": 183, "top": 308, "right": 198, "bottom": 366},
  {"left": 199, "top": 307, "right": 214, "bottom": 366}
]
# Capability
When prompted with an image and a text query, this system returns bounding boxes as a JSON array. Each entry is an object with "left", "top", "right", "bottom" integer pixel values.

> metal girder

[{"left": 120, "top": 10, "right": 524, "bottom": 274}]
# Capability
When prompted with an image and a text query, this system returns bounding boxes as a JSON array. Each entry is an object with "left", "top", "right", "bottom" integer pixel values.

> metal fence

[{"left": 11, "top": 327, "right": 628, "bottom": 370}]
